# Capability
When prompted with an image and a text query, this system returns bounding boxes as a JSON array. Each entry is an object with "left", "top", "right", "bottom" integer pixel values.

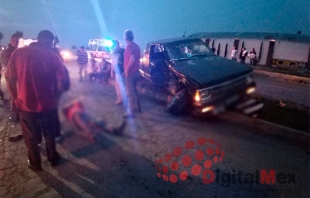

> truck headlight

[
  {"left": 195, "top": 90, "right": 201, "bottom": 102},
  {"left": 246, "top": 87, "right": 255, "bottom": 94},
  {"left": 200, "top": 88, "right": 211, "bottom": 100},
  {"left": 195, "top": 88, "right": 211, "bottom": 102}
]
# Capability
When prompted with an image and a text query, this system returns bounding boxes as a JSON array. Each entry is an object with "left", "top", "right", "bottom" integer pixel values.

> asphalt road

[
  {"left": 253, "top": 74, "right": 310, "bottom": 108},
  {"left": 0, "top": 62, "right": 309, "bottom": 198}
]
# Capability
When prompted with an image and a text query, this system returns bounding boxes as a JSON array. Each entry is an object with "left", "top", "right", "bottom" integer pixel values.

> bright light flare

[
  {"left": 103, "top": 39, "right": 113, "bottom": 48},
  {"left": 61, "top": 51, "right": 71, "bottom": 59},
  {"left": 246, "top": 87, "right": 255, "bottom": 94},
  {"left": 195, "top": 90, "right": 201, "bottom": 102},
  {"left": 202, "top": 106, "right": 214, "bottom": 113}
]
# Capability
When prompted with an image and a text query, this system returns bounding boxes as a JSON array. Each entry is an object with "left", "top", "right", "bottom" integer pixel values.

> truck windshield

[{"left": 165, "top": 39, "right": 215, "bottom": 61}]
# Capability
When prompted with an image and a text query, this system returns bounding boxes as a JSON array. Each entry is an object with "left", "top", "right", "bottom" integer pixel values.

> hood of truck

[{"left": 171, "top": 56, "right": 252, "bottom": 87}]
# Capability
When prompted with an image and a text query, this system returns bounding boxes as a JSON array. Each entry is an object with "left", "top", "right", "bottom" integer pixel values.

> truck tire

[{"left": 166, "top": 89, "right": 191, "bottom": 115}]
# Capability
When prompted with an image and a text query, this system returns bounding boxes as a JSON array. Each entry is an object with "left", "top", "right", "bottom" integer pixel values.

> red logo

[{"left": 154, "top": 137, "right": 224, "bottom": 184}]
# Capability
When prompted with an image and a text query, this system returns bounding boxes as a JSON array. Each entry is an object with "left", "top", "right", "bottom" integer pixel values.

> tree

[
  {"left": 15, "top": 31, "right": 23, "bottom": 39},
  {"left": 0, "top": 31, "right": 3, "bottom": 41}
]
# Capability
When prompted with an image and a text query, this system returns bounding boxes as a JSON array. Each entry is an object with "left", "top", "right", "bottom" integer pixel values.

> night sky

[{"left": 0, "top": 0, "right": 309, "bottom": 49}]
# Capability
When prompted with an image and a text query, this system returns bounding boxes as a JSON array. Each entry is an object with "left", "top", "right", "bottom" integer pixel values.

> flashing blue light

[{"left": 103, "top": 39, "right": 113, "bottom": 48}]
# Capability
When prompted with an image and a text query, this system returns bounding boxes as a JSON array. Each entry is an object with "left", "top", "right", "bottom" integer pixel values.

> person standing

[
  {"left": 5, "top": 30, "right": 68, "bottom": 171},
  {"left": 0, "top": 34, "right": 19, "bottom": 100},
  {"left": 1, "top": 34, "right": 23, "bottom": 142},
  {"left": 97, "top": 58, "right": 111, "bottom": 84},
  {"left": 123, "top": 30, "right": 141, "bottom": 118},
  {"left": 248, "top": 48, "right": 257, "bottom": 68},
  {"left": 240, "top": 47, "right": 248, "bottom": 64},
  {"left": 230, "top": 46, "right": 237, "bottom": 61},
  {"left": 51, "top": 47, "right": 70, "bottom": 142},
  {"left": 111, "top": 40, "right": 125, "bottom": 104},
  {"left": 77, "top": 46, "right": 88, "bottom": 81}
]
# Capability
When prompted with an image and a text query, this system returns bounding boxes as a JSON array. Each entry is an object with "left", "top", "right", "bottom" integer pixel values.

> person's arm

[
  {"left": 53, "top": 56, "right": 69, "bottom": 97},
  {"left": 124, "top": 55, "right": 135, "bottom": 77}
]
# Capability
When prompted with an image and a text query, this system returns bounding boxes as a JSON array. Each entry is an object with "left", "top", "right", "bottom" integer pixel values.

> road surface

[
  {"left": 253, "top": 74, "right": 310, "bottom": 108},
  {"left": 0, "top": 62, "right": 308, "bottom": 198}
]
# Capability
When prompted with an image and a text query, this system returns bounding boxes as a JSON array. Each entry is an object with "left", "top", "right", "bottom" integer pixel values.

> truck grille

[{"left": 201, "top": 75, "right": 248, "bottom": 101}]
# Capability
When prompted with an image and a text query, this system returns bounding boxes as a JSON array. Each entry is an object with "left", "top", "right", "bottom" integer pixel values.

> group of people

[
  {"left": 0, "top": 29, "right": 141, "bottom": 172},
  {"left": 76, "top": 47, "right": 111, "bottom": 83},
  {"left": 230, "top": 46, "right": 257, "bottom": 67},
  {"left": 76, "top": 30, "right": 141, "bottom": 117}
]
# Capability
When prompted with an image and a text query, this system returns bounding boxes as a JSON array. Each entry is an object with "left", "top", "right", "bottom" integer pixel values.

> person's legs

[
  {"left": 89, "top": 73, "right": 94, "bottom": 82},
  {"left": 124, "top": 75, "right": 135, "bottom": 115},
  {"left": 124, "top": 72, "right": 141, "bottom": 116},
  {"left": 52, "top": 109, "right": 62, "bottom": 141},
  {"left": 41, "top": 111, "right": 60, "bottom": 166},
  {"left": 19, "top": 111, "right": 42, "bottom": 169},
  {"left": 79, "top": 64, "right": 83, "bottom": 81},
  {"left": 72, "top": 113, "right": 97, "bottom": 141},
  {"left": 115, "top": 73, "right": 123, "bottom": 103},
  {"left": 0, "top": 71, "right": 3, "bottom": 100},
  {"left": 102, "top": 71, "right": 110, "bottom": 84},
  {"left": 250, "top": 59, "right": 253, "bottom": 67},
  {"left": 132, "top": 72, "right": 141, "bottom": 112}
]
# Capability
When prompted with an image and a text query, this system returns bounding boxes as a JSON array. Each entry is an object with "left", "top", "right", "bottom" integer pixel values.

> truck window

[
  {"left": 165, "top": 39, "right": 215, "bottom": 60},
  {"left": 150, "top": 45, "right": 165, "bottom": 60}
]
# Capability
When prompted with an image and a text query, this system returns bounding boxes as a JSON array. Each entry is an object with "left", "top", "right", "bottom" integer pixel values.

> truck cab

[{"left": 139, "top": 37, "right": 259, "bottom": 115}]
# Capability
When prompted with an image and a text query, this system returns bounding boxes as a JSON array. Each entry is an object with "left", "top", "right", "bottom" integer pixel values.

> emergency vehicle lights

[{"left": 102, "top": 39, "right": 113, "bottom": 48}]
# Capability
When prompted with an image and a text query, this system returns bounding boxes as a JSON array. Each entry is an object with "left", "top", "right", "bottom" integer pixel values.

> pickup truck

[
  {"left": 139, "top": 37, "right": 261, "bottom": 115},
  {"left": 87, "top": 39, "right": 113, "bottom": 62}
]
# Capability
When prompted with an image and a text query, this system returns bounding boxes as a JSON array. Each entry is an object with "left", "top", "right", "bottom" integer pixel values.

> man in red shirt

[
  {"left": 5, "top": 30, "right": 68, "bottom": 171},
  {"left": 123, "top": 30, "right": 141, "bottom": 118}
]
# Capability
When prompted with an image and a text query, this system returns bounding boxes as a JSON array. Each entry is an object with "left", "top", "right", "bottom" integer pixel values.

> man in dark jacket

[{"left": 0, "top": 34, "right": 19, "bottom": 100}]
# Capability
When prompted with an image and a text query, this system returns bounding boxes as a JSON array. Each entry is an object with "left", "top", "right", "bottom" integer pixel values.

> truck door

[{"left": 149, "top": 44, "right": 174, "bottom": 88}]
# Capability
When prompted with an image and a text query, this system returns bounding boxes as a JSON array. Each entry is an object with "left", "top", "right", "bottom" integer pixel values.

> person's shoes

[
  {"left": 122, "top": 113, "right": 135, "bottom": 119},
  {"left": 115, "top": 100, "right": 123, "bottom": 105},
  {"left": 0, "top": 90, "right": 4, "bottom": 101},
  {"left": 8, "top": 134, "right": 23, "bottom": 142},
  {"left": 55, "top": 136, "right": 63, "bottom": 142},
  {"left": 50, "top": 154, "right": 61, "bottom": 167},
  {"left": 27, "top": 160, "right": 42, "bottom": 172},
  {"left": 114, "top": 119, "right": 127, "bottom": 136}
]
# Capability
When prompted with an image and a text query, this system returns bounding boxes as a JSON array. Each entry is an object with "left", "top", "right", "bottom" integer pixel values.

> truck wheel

[{"left": 166, "top": 89, "right": 191, "bottom": 115}]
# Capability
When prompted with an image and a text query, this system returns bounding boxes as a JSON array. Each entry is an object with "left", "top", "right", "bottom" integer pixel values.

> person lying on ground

[{"left": 62, "top": 100, "right": 126, "bottom": 141}]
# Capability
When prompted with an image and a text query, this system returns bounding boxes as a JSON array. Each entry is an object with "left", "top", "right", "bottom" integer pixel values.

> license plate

[{"left": 225, "top": 95, "right": 239, "bottom": 105}]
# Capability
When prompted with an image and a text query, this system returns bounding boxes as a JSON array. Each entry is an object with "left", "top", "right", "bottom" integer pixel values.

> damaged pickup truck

[{"left": 139, "top": 37, "right": 262, "bottom": 115}]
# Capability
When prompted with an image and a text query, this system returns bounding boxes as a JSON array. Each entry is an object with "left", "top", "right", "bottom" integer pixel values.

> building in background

[{"left": 189, "top": 32, "right": 310, "bottom": 71}]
